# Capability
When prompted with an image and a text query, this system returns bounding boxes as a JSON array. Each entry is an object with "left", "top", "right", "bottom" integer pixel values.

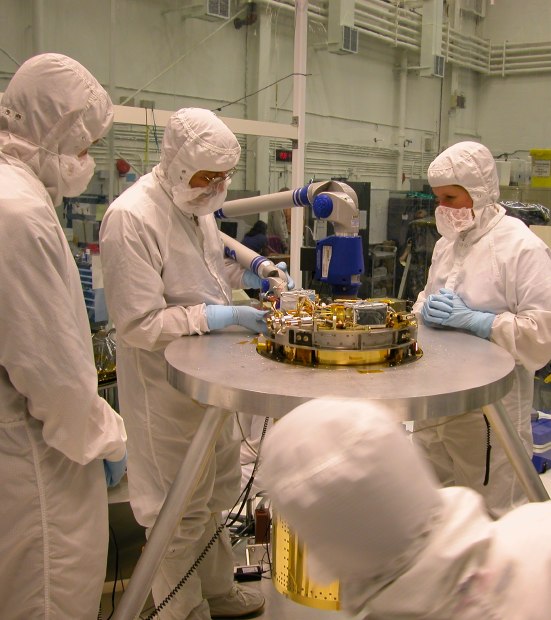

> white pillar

[
  {"left": 108, "top": 0, "right": 117, "bottom": 205},
  {"left": 396, "top": 51, "right": 408, "bottom": 190},
  {"left": 32, "top": 0, "right": 44, "bottom": 54},
  {"left": 290, "top": 0, "right": 308, "bottom": 287},
  {"left": 245, "top": 6, "right": 273, "bottom": 206}
]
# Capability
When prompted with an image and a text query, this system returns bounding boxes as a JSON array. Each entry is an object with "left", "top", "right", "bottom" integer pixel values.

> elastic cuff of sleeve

[
  {"left": 477, "top": 313, "right": 496, "bottom": 339},
  {"left": 242, "top": 270, "right": 262, "bottom": 289}
]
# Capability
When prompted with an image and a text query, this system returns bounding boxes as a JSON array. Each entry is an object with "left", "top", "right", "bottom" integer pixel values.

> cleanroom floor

[
  {"left": 102, "top": 582, "right": 345, "bottom": 620},
  {"left": 102, "top": 482, "right": 347, "bottom": 619},
  {"left": 101, "top": 554, "right": 347, "bottom": 620}
]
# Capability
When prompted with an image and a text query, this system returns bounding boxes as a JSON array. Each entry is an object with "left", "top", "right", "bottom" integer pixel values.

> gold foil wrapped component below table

[{"left": 272, "top": 514, "right": 340, "bottom": 611}]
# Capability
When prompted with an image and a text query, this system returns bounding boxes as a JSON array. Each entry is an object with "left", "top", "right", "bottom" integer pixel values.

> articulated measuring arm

[
  {"left": 216, "top": 181, "right": 364, "bottom": 296},
  {"left": 221, "top": 232, "right": 290, "bottom": 298}
]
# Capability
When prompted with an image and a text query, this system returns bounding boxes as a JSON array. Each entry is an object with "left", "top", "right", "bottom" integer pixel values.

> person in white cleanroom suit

[
  {"left": 412, "top": 141, "right": 551, "bottom": 518},
  {"left": 0, "top": 53, "right": 127, "bottom": 619},
  {"left": 261, "top": 397, "right": 551, "bottom": 620},
  {"left": 99, "top": 108, "right": 286, "bottom": 619}
]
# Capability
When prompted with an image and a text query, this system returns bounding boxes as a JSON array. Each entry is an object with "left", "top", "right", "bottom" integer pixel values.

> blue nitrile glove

[
  {"left": 275, "top": 262, "right": 295, "bottom": 291},
  {"left": 206, "top": 305, "right": 268, "bottom": 335},
  {"left": 421, "top": 288, "right": 454, "bottom": 326},
  {"left": 104, "top": 451, "right": 127, "bottom": 488},
  {"left": 242, "top": 270, "right": 264, "bottom": 290},
  {"left": 441, "top": 292, "right": 496, "bottom": 339}
]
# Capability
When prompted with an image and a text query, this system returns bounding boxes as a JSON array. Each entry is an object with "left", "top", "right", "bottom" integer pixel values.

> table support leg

[
  {"left": 482, "top": 401, "right": 549, "bottom": 503},
  {"left": 113, "top": 406, "right": 226, "bottom": 620}
]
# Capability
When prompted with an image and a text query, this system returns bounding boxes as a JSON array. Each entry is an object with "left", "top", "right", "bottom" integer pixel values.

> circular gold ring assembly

[{"left": 257, "top": 293, "right": 422, "bottom": 370}]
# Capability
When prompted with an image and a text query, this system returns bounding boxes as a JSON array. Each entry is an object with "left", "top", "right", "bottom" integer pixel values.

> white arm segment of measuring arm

[{"left": 216, "top": 181, "right": 363, "bottom": 296}]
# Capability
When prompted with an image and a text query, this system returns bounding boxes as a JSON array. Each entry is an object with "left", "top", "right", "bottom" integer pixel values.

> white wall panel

[{"left": 0, "top": 0, "right": 550, "bottom": 195}]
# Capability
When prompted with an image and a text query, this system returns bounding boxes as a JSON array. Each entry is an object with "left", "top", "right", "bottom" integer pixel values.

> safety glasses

[{"left": 203, "top": 168, "right": 237, "bottom": 185}]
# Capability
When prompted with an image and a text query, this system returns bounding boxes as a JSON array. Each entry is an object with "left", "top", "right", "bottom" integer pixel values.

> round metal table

[
  {"left": 165, "top": 324, "right": 514, "bottom": 421},
  {"left": 113, "top": 323, "right": 548, "bottom": 619}
]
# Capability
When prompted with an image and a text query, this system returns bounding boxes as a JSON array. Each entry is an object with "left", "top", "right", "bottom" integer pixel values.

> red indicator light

[{"left": 276, "top": 149, "right": 293, "bottom": 162}]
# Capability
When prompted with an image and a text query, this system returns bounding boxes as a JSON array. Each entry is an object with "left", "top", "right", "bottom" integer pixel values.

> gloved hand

[
  {"left": 420, "top": 289, "right": 454, "bottom": 326},
  {"left": 104, "top": 451, "right": 127, "bottom": 488},
  {"left": 242, "top": 270, "right": 264, "bottom": 290},
  {"left": 206, "top": 304, "right": 268, "bottom": 335},
  {"left": 441, "top": 291, "right": 496, "bottom": 339},
  {"left": 275, "top": 262, "right": 295, "bottom": 291}
]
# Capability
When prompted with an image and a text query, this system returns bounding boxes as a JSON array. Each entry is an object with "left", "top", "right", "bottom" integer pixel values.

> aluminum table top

[{"left": 165, "top": 324, "right": 515, "bottom": 421}]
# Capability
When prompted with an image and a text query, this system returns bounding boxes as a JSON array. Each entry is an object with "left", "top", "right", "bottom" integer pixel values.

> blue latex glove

[
  {"left": 420, "top": 289, "right": 454, "bottom": 326},
  {"left": 275, "top": 262, "right": 295, "bottom": 291},
  {"left": 104, "top": 451, "right": 127, "bottom": 488},
  {"left": 242, "top": 270, "right": 263, "bottom": 290},
  {"left": 441, "top": 292, "right": 496, "bottom": 339},
  {"left": 206, "top": 305, "right": 268, "bottom": 335}
]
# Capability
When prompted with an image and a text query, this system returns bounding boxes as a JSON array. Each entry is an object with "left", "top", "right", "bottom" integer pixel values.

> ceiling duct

[
  {"left": 328, "top": 0, "right": 359, "bottom": 55},
  {"left": 420, "top": 0, "right": 445, "bottom": 77},
  {"left": 184, "top": 0, "right": 231, "bottom": 21}
]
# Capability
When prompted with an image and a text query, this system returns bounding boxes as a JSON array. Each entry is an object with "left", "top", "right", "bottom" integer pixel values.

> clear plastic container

[{"left": 92, "top": 328, "right": 117, "bottom": 384}]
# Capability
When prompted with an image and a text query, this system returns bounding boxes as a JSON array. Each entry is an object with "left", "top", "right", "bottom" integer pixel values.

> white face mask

[
  {"left": 59, "top": 153, "right": 96, "bottom": 197},
  {"left": 172, "top": 178, "right": 230, "bottom": 216},
  {"left": 435, "top": 205, "right": 475, "bottom": 240}
]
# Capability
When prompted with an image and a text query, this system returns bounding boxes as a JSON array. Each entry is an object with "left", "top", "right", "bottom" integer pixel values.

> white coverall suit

[
  {"left": 412, "top": 141, "right": 551, "bottom": 517},
  {"left": 262, "top": 398, "right": 551, "bottom": 620},
  {"left": 0, "top": 54, "right": 127, "bottom": 619},
  {"left": 100, "top": 109, "right": 254, "bottom": 619}
]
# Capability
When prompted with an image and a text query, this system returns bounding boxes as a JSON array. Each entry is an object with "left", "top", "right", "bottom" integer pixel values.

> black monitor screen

[{"left": 220, "top": 221, "right": 238, "bottom": 239}]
